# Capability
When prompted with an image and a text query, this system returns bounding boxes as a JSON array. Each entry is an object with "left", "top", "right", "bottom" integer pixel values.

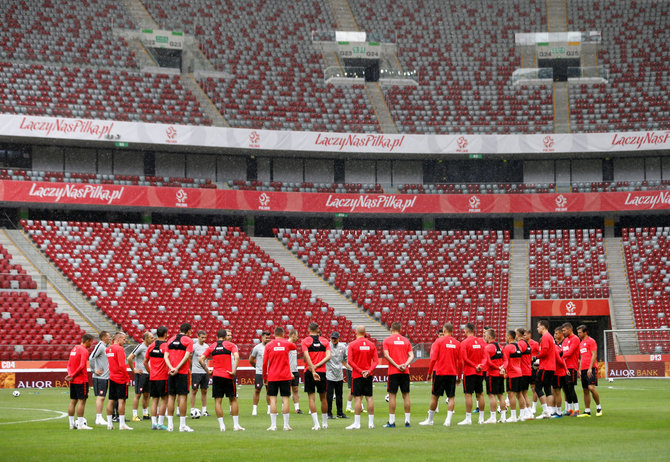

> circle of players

[{"left": 64, "top": 319, "right": 602, "bottom": 431}]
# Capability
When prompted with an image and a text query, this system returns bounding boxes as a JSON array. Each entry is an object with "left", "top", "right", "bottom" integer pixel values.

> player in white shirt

[
  {"left": 190, "top": 331, "right": 210, "bottom": 417},
  {"left": 250, "top": 331, "right": 271, "bottom": 416}
]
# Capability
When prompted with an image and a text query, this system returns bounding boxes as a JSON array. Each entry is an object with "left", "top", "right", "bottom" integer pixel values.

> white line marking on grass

[{"left": 0, "top": 407, "right": 68, "bottom": 425}]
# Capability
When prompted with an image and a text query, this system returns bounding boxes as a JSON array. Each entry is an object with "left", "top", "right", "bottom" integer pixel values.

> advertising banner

[
  {"left": 1, "top": 114, "right": 669, "bottom": 155},
  {"left": 2, "top": 180, "right": 670, "bottom": 215},
  {"left": 530, "top": 299, "right": 611, "bottom": 317}
]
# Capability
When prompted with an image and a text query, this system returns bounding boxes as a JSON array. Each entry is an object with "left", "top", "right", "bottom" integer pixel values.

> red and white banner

[
  {"left": 531, "top": 299, "right": 611, "bottom": 317},
  {"left": 607, "top": 361, "right": 670, "bottom": 378},
  {"left": 2, "top": 180, "right": 670, "bottom": 215},
  {"left": 1, "top": 114, "right": 669, "bottom": 154}
]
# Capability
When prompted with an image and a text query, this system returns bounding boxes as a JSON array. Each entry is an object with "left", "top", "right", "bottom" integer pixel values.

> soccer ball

[
  {"left": 190, "top": 409, "right": 201, "bottom": 419},
  {"left": 608, "top": 378, "right": 614, "bottom": 383},
  {"left": 12, "top": 390, "right": 20, "bottom": 397},
  {"left": 385, "top": 394, "right": 390, "bottom": 402}
]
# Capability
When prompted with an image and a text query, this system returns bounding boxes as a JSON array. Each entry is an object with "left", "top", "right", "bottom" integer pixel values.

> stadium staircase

[
  {"left": 365, "top": 82, "right": 398, "bottom": 134},
  {"left": 181, "top": 74, "right": 229, "bottom": 127},
  {"left": 249, "top": 236, "right": 390, "bottom": 340},
  {"left": 604, "top": 237, "right": 639, "bottom": 354},
  {"left": 507, "top": 239, "right": 530, "bottom": 331},
  {"left": 1, "top": 229, "right": 118, "bottom": 335},
  {"left": 328, "top": 0, "right": 358, "bottom": 31},
  {"left": 546, "top": 0, "right": 571, "bottom": 133}
]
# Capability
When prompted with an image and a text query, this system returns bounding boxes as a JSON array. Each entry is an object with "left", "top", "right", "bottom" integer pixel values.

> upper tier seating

[
  {"left": 142, "top": 0, "right": 380, "bottom": 132},
  {"left": 227, "top": 180, "right": 382, "bottom": 194},
  {"left": 0, "top": 62, "right": 211, "bottom": 125},
  {"left": 621, "top": 227, "right": 670, "bottom": 354},
  {"left": 567, "top": 0, "right": 670, "bottom": 132},
  {"left": 277, "top": 228, "right": 510, "bottom": 343},
  {"left": 350, "top": 0, "right": 553, "bottom": 134},
  {"left": 1, "top": 0, "right": 137, "bottom": 68},
  {"left": 22, "top": 220, "right": 355, "bottom": 354},
  {"left": 0, "top": 243, "right": 86, "bottom": 360},
  {"left": 0, "top": 169, "right": 216, "bottom": 189},
  {"left": 571, "top": 180, "right": 670, "bottom": 193},
  {"left": 528, "top": 229, "right": 609, "bottom": 299}
]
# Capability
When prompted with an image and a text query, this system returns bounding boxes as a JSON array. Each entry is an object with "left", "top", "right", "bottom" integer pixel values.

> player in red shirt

[
  {"left": 480, "top": 329, "right": 506, "bottom": 424},
  {"left": 65, "top": 333, "right": 94, "bottom": 430},
  {"left": 524, "top": 329, "right": 540, "bottom": 415},
  {"left": 144, "top": 325, "right": 169, "bottom": 430},
  {"left": 577, "top": 325, "right": 602, "bottom": 417},
  {"left": 551, "top": 327, "right": 568, "bottom": 418},
  {"left": 263, "top": 326, "right": 298, "bottom": 431},
  {"left": 458, "top": 322, "right": 486, "bottom": 425},
  {"left": 515, "top": 328, "right": 533, "bottom": 420},
  {"left": 535, "top": 320, "right": 556, "bottom": 419},
  {"left": 501, "top": 330, "right": 526, "bottom": 422},
  {"left": 164, "top": 323, "right": 194, "bottom": 432},
  {"left": 105, "top": 332, "right": 132, "bottom": 430},
  {"left": 561, "top": 322, "right": 581, "bottom": 416},
  {"left": 200, "top": 329, "right": 244, "bottom": 432},
  {"left": 420, "top": 323, "right": 460, "bottom": 427},
  {"left": 301, "top": 322, "right": 332, "bottom": 430},
  {"left": 382, "top": 322, "right": 414, "bottom": 428},
  {"left": 346, "top": 326, "right": 379, "bottom": 430}
]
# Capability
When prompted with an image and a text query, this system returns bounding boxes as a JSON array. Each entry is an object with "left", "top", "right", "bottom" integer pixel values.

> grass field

[{"left": 1, "top": 380, "right": 669, "bottom": 461}]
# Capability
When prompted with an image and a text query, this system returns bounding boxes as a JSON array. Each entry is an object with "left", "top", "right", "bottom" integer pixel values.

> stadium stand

[
  {"left": 21, "top": 220, "right": 355, "bottom": 356},
  {"left": 0, "top": 168, "right": 216, "bottom": 189},
  {"left": 0, "top": 0, "right": 137, "bottom": 67},
  {"left": 0, "top": 244, "right": 86, "bottom": 360},
  {"left": 528, "top": 229, "right": 609, "bottom": 300},
  {"left": 140, "top": 0, "right": 380, "bottom": 132},
  {"left": 567, "top": 0, "right": 670, "bottom": 132},
  {"left": 349, "top": 0, "right": 553, "bottom": 134},
  {"left": 621, "top": 227, "right": 670, "bottom": 353},
  {"left": 276, "top": 228, "right": 510, "bottom": 343},
  {"left": 0, "top": 62, "right": 210, "bottom": 124}
]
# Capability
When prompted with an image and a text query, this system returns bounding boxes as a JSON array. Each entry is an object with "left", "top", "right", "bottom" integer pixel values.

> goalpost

[{"left": 603, "top": 328, "right": 670, "bottom": 379}]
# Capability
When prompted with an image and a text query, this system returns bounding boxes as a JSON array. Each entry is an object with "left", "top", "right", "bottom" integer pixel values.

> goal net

[{"left": 604, "top": 328, "right": 670, "bottom": 379}]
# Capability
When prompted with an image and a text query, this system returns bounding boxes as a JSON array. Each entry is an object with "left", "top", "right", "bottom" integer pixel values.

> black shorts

[
  {"left": 150, "top": 379, "right": 168, "bottom": 398},
  {"left": 191, "top": 373, "right": 210, "bottom": 390},
  {"left": 567, "top": 369, "right": 579, "bottom": 386},
  {"left": 304, "top": 371, "right": 327, "bottom": 394},
  {"left": 134, "top": 373, "right": 149, "bottom": 395},
  {"left": 291, "top": 372, "right": 300, "bottom": 387},
  {"left": 267, "top": 380, "right": 291, "bottom": 397},
  {"left": 463, "top": 374, "right": 483, "bottom": 395},
  {"left": 254, "top": 373, "right": 264, "bottom": 391},
  {"left": 108, "top": 380, "right": 128, "bottom": 401},
  {"left": 431, "top": 375, "right": 456, "bottom": 398},
  {"left": 581, "top": 368, "right": 598, "bottom": 389},
  {"left": 486, "top": 375, "right": 505, "bottom": 395},
  {"left": 352, "top": 377, "right": 373, "bottom": 397},
  {"left": 93, "top": 377, "right": 108, "bottom": 398},
  {"left": 520, "top": 375, "right": 531, "bottom": 391},
  {"left": 553, "top": 374, "right": 567, "bottom": 390},
  {"left": 70, "top": 382, "right": 89, "bottom": 400},
  {"left": 212, "top": 376, "right": 236, "bottom": 399},
  {"left": 535, "top": 369, "right": 554, "bottom": 398},
  {"left": 346, "top": 369, "right": 353, "bottom": 389},
  {"left": 168, "top": 373, "right": 189, "bottom": 396},
  {"left": 530, "top": 367, "right": 537, "bottom": 385},
  {"left": 387, "top": 373, "right": 410, "bottom": 394},
  {"left": 506, "top": 377, "right": 522, "bottom": 393}
]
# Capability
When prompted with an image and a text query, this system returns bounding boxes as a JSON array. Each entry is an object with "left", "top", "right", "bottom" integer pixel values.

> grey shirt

[
  {"left": 90, "top": 341, "right": 109, "bottom": 379},
  {"left": 130, "top": 342, "right": 148, "bottom": 374},
  {"left": 289, "top": 348, "right": 298, "bottom": 373},
  {"left": 250, "top": 343, "right": 265, "bottom": 374},
  {"left": 191, "top": 341, "right": 209, "bottom": 374},
  {"left": 326, "top": 341, "right": 348, "bottom": 382}
]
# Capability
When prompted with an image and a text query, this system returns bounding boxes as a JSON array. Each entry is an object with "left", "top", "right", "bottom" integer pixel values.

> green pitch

[{"left": 1, "top": 380, "right": 669, "bottom": 461}]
